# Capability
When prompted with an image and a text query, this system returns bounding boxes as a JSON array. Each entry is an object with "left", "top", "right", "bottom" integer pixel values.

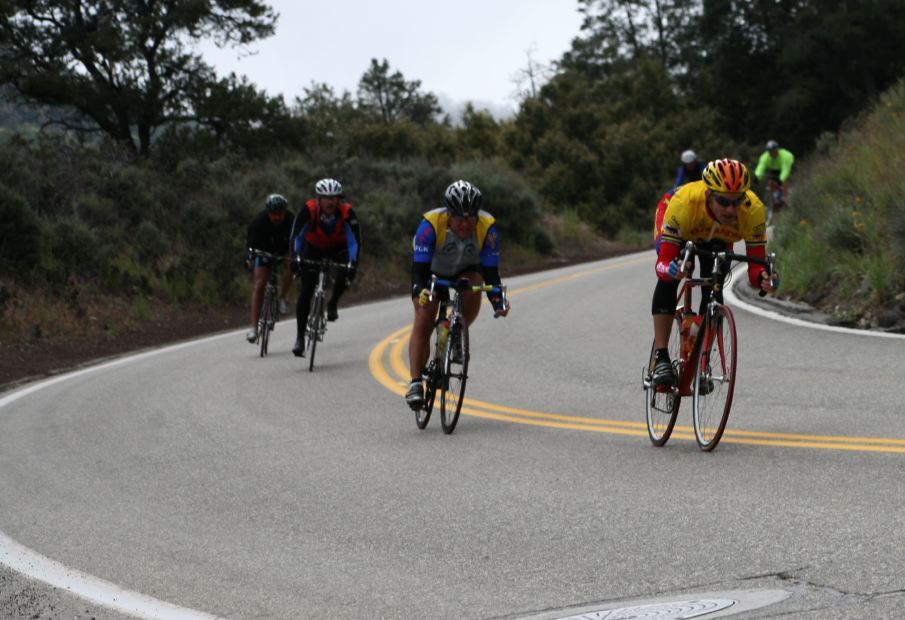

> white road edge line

[
  {"left": 724, "top": 266, "right": 905, "bottom": 340},
  {"left": 0, "top": 330, "right": 239, "bottom": 619}
]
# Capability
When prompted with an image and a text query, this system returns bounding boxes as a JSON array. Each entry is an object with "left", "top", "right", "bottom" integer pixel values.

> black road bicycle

[
  {"left": 250, "top": 249, "right": 288, "bottom": 358},
  {"left": 298, "top": 258, "right": 352, "bottom": 372},
  {"left": 414, "top": 275, "right": 507, "bottom": 435}
]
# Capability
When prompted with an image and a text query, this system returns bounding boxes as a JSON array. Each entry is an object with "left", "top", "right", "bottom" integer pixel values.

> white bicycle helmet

[
  {"left": 265, "top": 193, "right": 288, "bottom": 212},
  {"left": 315, "top": 178, "right": 343, "bottom": 197},
  {"left": 444, "top": 180, "right": 482, "bottom": 217},
  {"left": 681, "top": 149, "right": 697, "bottom": 164}
]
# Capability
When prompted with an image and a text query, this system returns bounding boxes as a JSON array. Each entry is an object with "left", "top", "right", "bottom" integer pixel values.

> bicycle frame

[
  {"left": 250, "top": 249, "right": 288, "bottom": 355},
  {"left": 296, "top": 257, "right": 350, "bottom": 371},
  {"left": 415, "top": 274, "right": 507, "bottom": 434},
  {"left": 427, "top": 275, "right": 507, "bottom": 335},
  {"left": 673, "top": 241, "right": 774, "bottom": 389},
  {"left": 644, "top": 240, "right": 775, "bottom": 451}
]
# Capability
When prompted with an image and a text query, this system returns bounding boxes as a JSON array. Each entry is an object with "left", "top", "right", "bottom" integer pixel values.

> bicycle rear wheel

[
  {"left": 644, "top": 313, "right": 682, "bottom": 446},
  {"left": 259, "top": 289, "right": 273, "bottom": 358},
  {"left": 440, "top": 319, "right": 468, "bottom": 434},
  {"left": 692, "top": 305, "right": 737, "bottom": 451},
  {"left": 306, "top": 294, "right": 323, "bottom": 372}
]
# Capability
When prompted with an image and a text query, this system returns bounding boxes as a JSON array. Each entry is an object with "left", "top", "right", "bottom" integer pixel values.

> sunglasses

[{"left": 713, "top": 194, "right": 744, "bottom": 208}]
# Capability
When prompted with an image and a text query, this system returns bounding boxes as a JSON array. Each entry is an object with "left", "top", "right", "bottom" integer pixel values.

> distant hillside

[{"left": 772, "top": 77, "right": 905, "bottom": 332}]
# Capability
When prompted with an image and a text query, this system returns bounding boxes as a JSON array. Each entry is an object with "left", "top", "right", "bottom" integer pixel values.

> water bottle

[
  {"left": 680, "top": 313, "right": 697, "bottom": 360},
  {"left": 437, "top": 319, "right": 449, "bottom": 355}
]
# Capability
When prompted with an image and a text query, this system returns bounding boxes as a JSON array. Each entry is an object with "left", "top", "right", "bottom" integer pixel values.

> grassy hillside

[{"left": 773, "top": 78, "right": 905, "bottom": 330}]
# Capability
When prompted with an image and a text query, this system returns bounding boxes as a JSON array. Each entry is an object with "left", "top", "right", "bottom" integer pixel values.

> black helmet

[
  {"left": 765, "top": 140, "right": 779, "bottom": 151},
  {"left": 444, "top": 180, "right": 482, "bottom": 217},
  {"left": 265, "top": 193, "right": 288, "bottom": 212}
]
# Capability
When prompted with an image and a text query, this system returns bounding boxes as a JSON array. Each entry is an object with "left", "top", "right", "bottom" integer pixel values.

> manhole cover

[
  {"left": 554, "top": 598, "right": 735, "bottom": 619},
  {"left": 518, "top": 589, "right": 790, "bottom": 620}
]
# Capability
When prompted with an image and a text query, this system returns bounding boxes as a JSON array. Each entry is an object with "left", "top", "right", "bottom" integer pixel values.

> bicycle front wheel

[
  {"left": 416, "top": 359, "right": 438, "bottom": 430},
  {"left": 644, "top": 314, "right": 683, "bottom": 446},
  {"left": 306, "top": 294, "right": 323, "bottom": 372},
  {"left": 692, "top": 305, "right": 738, "bottom": 451},
  {"left": 440, "top": 320, "right": 469, "bottom": 434},
  {"left": 259, "top": 290, "right": 273, "bottom": 358}
]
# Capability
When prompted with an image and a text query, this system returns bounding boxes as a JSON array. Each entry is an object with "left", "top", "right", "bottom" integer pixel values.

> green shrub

[
  {"left": 451, "top": 159, "right": 543, "bottom": 246},
  {"left": 0, "top": 184, "right": 42, "bottom": 277},
  {"left": 41, "top": 216, "right": 101, "bottom": 281}
]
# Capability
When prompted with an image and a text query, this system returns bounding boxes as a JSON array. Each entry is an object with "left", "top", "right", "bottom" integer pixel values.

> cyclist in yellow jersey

[{"left": 650, "top": 158, "right": 777, "bottom": 385}]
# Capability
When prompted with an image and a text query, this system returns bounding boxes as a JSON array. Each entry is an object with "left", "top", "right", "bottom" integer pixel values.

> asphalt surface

[{"left": 1, "top": 252, "right": 904, "bottom": 619}]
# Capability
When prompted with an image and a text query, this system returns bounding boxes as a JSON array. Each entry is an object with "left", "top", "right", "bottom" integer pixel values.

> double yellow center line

[{"left": 368, "top": 258, "right": 905, "bottom": 453}]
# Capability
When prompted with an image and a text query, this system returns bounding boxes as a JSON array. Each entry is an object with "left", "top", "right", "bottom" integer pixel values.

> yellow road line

[{"left": 370, "top": 262, "right": 905, "bottom": 453}]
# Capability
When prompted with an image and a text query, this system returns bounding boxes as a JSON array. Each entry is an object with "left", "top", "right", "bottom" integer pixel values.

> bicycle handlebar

[
  {"left": 297, "top": 258, "right": 352, "bottom": 270},
  {"left": 249, "top": 248, "right": 291, "bottom": 262},
  {"left": 429, "top": 276, "right": 506, "bottom": 296},
  {"left": 678, "top": 241, "right": 776, "bottom": 297},
  {"left": 427, "top": 275, "right": 508, "bottom": 316}
]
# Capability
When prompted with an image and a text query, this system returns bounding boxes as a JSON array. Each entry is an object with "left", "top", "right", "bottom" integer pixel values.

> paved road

[{"left": 1, "top": 253, "right": 904, "bottom": 619}]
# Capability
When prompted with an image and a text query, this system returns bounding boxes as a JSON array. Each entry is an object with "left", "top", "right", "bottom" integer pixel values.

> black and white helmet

[
  {"left": 765, "top": 140, "right": 780, "bottom": 151},
  {"left": 315, "top": 178, "right": 343, "bottom": 197},
  {"left": 444, "top": 180, "right": 482, "bottom": 217},
  {"left": 265, "top": 193, "right": 288, "bottom": 212}
]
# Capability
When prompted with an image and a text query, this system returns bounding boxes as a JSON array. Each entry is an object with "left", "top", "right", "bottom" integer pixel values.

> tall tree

[
  {"left": 565, "top": 0, "right": 700, "bottom": 78},
  {"left": 0, "top": 0, "right": 277, "bottom": 154},
  {"left": 357, "top": 58, "right": 440, "bottom": 125}
]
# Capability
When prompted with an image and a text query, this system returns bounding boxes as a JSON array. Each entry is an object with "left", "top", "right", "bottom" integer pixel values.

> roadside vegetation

[
  {"left": 772, "top": 79, "right": 905, "bottom": 331},
  {"left": 2, "top": 0, "right": 905, "bottom": 355}
]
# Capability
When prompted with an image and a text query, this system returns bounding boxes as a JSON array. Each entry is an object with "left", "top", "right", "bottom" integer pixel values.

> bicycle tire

[
  {"left": 692, "top": 305, "right": 738, "bottom": 451},
  {"left": 307, "top": 293, "right": 323, "bottom": 372},
  {"left": 644, "top": 312, "right": 683, "bottom": 446},
  {"left": 259, "top": 288, "right": 273, "bottom": 358},
  {"left": 440, "top": 319, "right": 468, "bottom": 434},
  {"left": 416, "top": 359, "right": 438, "bottom": 430}
]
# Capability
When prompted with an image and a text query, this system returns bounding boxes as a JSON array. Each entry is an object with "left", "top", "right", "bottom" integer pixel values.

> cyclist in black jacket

[{"left": 245, "top": 194, "right": 295, "bottom": 343}]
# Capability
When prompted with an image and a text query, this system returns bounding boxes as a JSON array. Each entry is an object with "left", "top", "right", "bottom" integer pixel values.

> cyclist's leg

[
  {"left": 457, "top": 270, "right": 484, "bottom": 326},
  {"left": 766, "top": 171, "right": 782, "bottom": 206},
  {"left": 326, "top": 248, "right": 350, "bottom": 319},
  {"left": 651, "top": 277, "right": 680, "bottom": 384},
  {"left": 695, "top": 241, "right": 728, "bottom": 314},
  {"left": 295, "top": 248, "right": 320, "bottom": 339},
  {"left": 278, "top": 261, "right": 294, "bottom": 307},
  {"left": 249, "top": 261, "right": 271, "bottom": 339},
  {"left": 652, "top": 278, "right": 680, "bottom": 348},
  {"left": 409, "top": 294, "right": 439, "bottom": 380},
  {"left": 407, "top": 292, "right": 439, "bottom": 409}
]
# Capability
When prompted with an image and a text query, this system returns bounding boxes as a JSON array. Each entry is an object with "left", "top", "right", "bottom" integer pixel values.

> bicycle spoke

[
  {"left": 306, "top": 295, "right": 322, "bottom": 371},
  {"left": 692, "top": 306, "right": 737, "bottom": 451},
  {"left": 440, "top": 321, "right": 468, "bottom": 434},
  {"left": 644, "top": 313, "right": 682, "bottom": 446}
]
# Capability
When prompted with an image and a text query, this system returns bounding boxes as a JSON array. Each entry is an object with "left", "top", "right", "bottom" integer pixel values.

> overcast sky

[{"left": 199, "top": 0, "right": 585, "bottom": 118}]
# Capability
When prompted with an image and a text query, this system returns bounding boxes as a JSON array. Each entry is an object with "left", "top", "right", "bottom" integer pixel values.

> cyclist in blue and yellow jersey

[
  {"left": 754, "top": 140, "right": 795, "bottom": 207},
  {"left": 650, "top": 158, "right": 776, "bottom": 386},
  {"left": 288, "top": 178, "right": 361, "bottom": 357},
  {"left": 245, "top": 194, "right": 295, "bottom": 344},
  {"left": 405, "top": 180, "right": 510, "bottom": 410}
]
